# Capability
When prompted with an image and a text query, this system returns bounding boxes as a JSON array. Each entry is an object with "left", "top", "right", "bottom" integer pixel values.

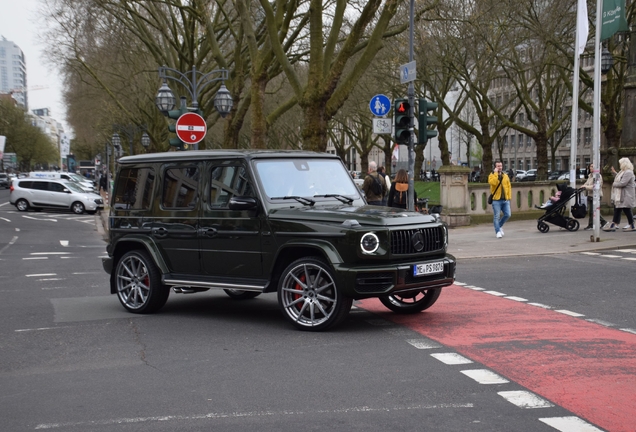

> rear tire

[
  {"left": 115, "top": 250, "right": 169, "bottom": 314},
  {"left": 566, "top": 219, "right": 579, "bottom": 231},
  {"left": 380, "top": 288, "right": 441, "bottom": 314},
  {"left": 16, "top": 199, "right": 29, "bottom": 212}
]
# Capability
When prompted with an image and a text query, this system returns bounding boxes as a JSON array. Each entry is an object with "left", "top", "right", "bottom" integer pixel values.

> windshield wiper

[
  {"left": 313, "top": 194, "right": 354, "bottom": 204},
  {"left": 270, "top": 196, "right": 315, "bottom": 206}
]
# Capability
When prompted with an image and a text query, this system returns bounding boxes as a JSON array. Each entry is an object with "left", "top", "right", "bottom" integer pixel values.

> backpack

[{"left": 369, "top": 174, "right": 383, "bottom": 195}]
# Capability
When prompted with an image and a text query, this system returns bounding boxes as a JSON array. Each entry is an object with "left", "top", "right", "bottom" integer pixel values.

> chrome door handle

[
  {"left": 151, "top": 227, "right": 168, "bottom": 238},
  {"left": 199, "top": 228, "right": 217, "bottom": 238}
]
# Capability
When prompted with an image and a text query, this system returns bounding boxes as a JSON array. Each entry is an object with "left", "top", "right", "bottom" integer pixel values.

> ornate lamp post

[
  {"left": 112, "top": 125, "right": 148, "bottom": 156},
  {"left": 141, "top": 132, "right": 150, "bottom": 152},
  {"left": 155, "top": 66, "right": 233, "bottom": 150}
]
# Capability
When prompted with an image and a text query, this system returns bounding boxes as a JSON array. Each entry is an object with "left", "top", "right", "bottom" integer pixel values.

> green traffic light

[{"left": 418, "top": 98, "right": 439, "bottom": 145}]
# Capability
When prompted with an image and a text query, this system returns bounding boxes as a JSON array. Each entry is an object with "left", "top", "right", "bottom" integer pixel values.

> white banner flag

[
  {"left": 59, "top": 133, "right": 70, "bottom": 157},
  {"left": 577, "top": 0, "right": 589, "bottom": 54},
  {"left": 0, "top": 135, "right": 5, "bottom": 161}
]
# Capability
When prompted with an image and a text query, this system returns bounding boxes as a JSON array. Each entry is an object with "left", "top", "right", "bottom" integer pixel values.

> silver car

[{"left": 10, "top": 178, "right": 104, "bottom": 214}]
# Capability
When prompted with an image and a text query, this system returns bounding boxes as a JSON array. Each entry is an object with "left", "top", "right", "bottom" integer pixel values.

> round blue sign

[{"left": 369, "top": 94, "right": 391, "bottom": 117}]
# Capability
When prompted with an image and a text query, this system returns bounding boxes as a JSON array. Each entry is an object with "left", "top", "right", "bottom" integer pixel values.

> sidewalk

[{"left": 448, "top": 218, "right": 636, "bottom": 260}]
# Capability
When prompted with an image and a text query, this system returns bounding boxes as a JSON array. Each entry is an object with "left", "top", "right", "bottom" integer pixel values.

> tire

[
  {"left": 379, "top": 288, "right": 442, "bottom": 314},
  {"left": 277, "top": 257, "right": 352, "bottom": 331},
  {"left": 223, "top": 289, "right": 261, "bottom": 300},
  {"left": 538, "top": 222, "right": 549, "bottom": 233},
  {"left": 71, "top": 201, "right": 85, "bottom": 214},
  {"left": 16, "top": 199, "right": 29, "bottom": 212},
  {"left": 566, "top": 219, "right": 579, "bottom": 232},
  {"left": 115, "top": 250, "right": 169, "bottom": 314}
]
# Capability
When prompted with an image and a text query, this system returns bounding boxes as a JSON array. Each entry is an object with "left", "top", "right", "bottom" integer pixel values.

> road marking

[
  {"left": 60, "top": 240, "right": 69, "bottom": 246},
  {"left": 460, "top": 369, "right": 509, "bottom": 384},
  {"left": 31, "top": 252, "right": 72, "bottom": 255},
  {"left": 72, "top": 272, "right": 101, "bottom": 275},
  {"left": 23, "top": 257, "right": 48, "bottom": 260},
  {"left": 15, "top": 227, "right": 20, "bottom": 231},
  {"left": 528, "top": 302, "right": 552, "bottom": 309},
  {"left": 539, "top": 416, "right": 604, "bottom": 431},
  {"left": 0, "top": 217, "right": 10, "bottom": 222},
  {"left": 600, "top": 254, "right": 622, "bottom": 258},
  {"left": 0, "top": 202, "right": 8, "bottom": 207},
  {"left": 454, "top": 282, "right": 466, "bottom": 286},
  {"left": 585, "top": 318, "right": 614, "bottom": 327},
  {"left": 37, "top": 278, "right": 64, "bottom": 282},
  {"left": 0, "top": 235, "right": 18, "bottom": 255},
  {"left": 15, "top": 326, "right": 71, "bottom": 332},
  {"left": 580, "top": 252, "right": 601, "bottom": 255},
  {"left": 22, "top": 215, "right": 57, "bottom": 222},
  {"left": 505, "top": 296, "right": 528, "bottom": 302},
  {"left": 498, "top": 391, "right": 553, "bottom": 409},
  {"left": 430, "top": 353, "right": 473, "bottom": 365},
  {"left": 555, "top": 310, "right": 585, "bottom": 317},
  {"left": 483, "top": 290, "right": 506, "bottom": 296},
  {"left": 26, "top": 273, "right": 57, "bottom": 277},
  {"left": 406, "top": 339, "right": 442, "bottom": 349},
  {"left": 622, "top": 257, "right": 636, "bottom": 261},
  {"left": 60, "top": 256, "right": 79, "bottom": 259},
  {"left": 620, "top": 328, "right": 636, "bottom": 335},
  {"left": 34, "top": 403, "right": 475, "bottom": 429}
]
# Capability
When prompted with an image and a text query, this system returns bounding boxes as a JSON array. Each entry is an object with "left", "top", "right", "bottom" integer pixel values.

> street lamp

[
  {"left": 141, "top": 132, "right": 150, "bottom": 152},
  {"left": 112, "top": 125, "right": 147, "bottom": 156},
  {"left": 601, "top": 46, "right": 614, "bottom": 74},
  {"left": 155, "top": 81, "right": 176, "bottom": 115}
]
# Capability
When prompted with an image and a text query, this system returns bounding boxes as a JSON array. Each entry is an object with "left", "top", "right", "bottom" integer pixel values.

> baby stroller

[{"left": 536, "top": 184, "right": 587, "bottom": 233}]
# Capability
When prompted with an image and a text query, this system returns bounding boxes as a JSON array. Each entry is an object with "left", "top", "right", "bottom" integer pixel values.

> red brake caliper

[{"left": 294, "top": 275, "right": 306, "bottom": 311}]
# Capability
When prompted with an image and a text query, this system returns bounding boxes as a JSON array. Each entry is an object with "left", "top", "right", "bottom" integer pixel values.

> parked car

[
  {"left": 10, "top": 178, "right": 104, "bottom": 214},
  {"left": 557, "top": 170, "right": 586, "bottom": 181},
  {"left": 0, "top": 173, "right": 9, "bottom": 189},
  {"left": 519, "top": 169, "right": 537, "bottom": 181},
  {"left": 514, "top": 170, "right": 527, "bottom": 181},
  {"left": 102, "top": 150, "right": 456, "bottom": 331}
]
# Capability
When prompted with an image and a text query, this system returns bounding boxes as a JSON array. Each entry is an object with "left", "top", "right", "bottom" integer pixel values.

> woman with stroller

[
  {"left": 387, "top": 169, "right": 417, "bottom": 209},
  {"left": 602, "top": 157, "right": 635, "bottom": 232}
]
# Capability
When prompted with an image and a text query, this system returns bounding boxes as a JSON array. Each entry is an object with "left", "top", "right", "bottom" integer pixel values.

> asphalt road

[{"left": 1, "top": 188, "right": 633, "bottom": 432}]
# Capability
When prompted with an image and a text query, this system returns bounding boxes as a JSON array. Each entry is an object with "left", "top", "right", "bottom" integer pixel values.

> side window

[
  {"left": 162, "top": 166, "right": 199, "bottom": 209},
  {"left": 49, "top": 182, "right": 65, "bottom": 193},
  {"left": 113, "top": 167, "right": 155, "bottom": 210},
  {"left": 31, "top": 181, "right": 49, "bottom": 191},
  {"left": 19, "top": 181, "right": 32, "bottom": 189},
  {"left": 209, "top": 165, "right": 254, "bottom": 209}
]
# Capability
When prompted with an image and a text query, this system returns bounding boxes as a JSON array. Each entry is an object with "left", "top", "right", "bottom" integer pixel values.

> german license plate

[{"left": 413, "top": 261, "right": 444, "bottom": 277}]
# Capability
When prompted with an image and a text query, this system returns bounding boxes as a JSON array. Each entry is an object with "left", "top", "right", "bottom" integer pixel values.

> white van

[{"left": 29, "top": 172, "right": 95, "bottom": 192}]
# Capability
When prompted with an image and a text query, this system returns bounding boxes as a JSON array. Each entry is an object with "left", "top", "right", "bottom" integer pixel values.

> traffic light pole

[{"left": 407, "top": 0, "right": 415, "bottom": 212}]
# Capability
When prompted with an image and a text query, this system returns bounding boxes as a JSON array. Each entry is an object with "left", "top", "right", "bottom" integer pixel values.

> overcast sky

[{"left": 0, "top": 0, "right": 69, "bottom": 133}]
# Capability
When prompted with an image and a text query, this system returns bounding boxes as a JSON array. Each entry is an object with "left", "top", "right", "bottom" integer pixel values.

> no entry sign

[{"left": 176, "top": 112, "right": 207, "bottom": 144}]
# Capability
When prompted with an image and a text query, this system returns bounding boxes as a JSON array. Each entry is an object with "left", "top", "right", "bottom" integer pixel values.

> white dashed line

[
  {"left": 0, "top": 217, "right": 10, "bottom": 222},
  {"left": 26, "top": 273, "right": 57, "bottom": 277},
  {"left": 430, "top": 353, "right": 473, "bottom": 365},
  {"left": 620, "top": 328, "right": 636, "bottom": 335},
  {"left": 528, "top": 302, "right": 552, "bottom": 309},
  {"left": 599, "top": 254, "right": 622, "bottom": 258},
  {"left": 622, "top": 257, "right": 636, "bottom": 261},
  {"left": 555, "top": 310, "right": 585, "bottom": 317},
  {"left": 30, "top": 252, "right": 71, "bottom": 255},
  {"left": 23, "top": 257, "right": 48, "bottom": 260},
  {"left": 580, "top": 252, "right": 601, "bottom": 255},
  {"left": 37, "top": 278, "right": 65, "bottom": 282},
  {"left": 498, "top": 391, "right": 553, "bottom": 409},
  {"left": 585, "top": 318, "right": 614, "bottom": 327},
  {"left": 504, "top": 296, "right": 528, "bottom": 302},
  {"left": 60, "top": 240, "right": 69, "bottom": 246},
  {"left": 454, "top": 282, "right": 466, "bottom": 286},
  {"left": 483, "top": 290, "right": 506, "bottom": 296},
  {"left": 406, "top": 339, "right": 442, "bottom": 349},
  {"left": 460, "top": 369, "right": 509, "bottom": 384},
  {"left": 539, "top": 416, "right": 604, "bottom": 431}
]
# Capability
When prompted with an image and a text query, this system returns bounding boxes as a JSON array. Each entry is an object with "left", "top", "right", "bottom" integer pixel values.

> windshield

[
  {"left": 254, "top": 158, "right": 359, "bottom": 200},
  {"left": 64, "top": 182, "right": 86, "bottom": 193},
  {"left": 69, "top": 173, "right": 89, "bottom": 183}
]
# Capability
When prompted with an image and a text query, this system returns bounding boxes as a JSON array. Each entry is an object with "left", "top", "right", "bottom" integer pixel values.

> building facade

[{"left": 0, "top": 36, "right": 28, "bottom": 108}]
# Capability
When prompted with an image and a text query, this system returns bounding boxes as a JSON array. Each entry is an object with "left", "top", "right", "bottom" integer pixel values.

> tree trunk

[{"left": 302, "top": 101, "right": 328, "bottom": 151}]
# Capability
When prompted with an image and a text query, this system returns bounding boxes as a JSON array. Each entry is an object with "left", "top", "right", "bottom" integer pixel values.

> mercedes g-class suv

[{"left": 102, "top": 150, "right": 455, "bottom": 331}]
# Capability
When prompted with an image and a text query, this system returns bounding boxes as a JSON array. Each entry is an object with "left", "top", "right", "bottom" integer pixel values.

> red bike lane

[{"left": 358, "top": 285, "right": 636, "bottom": 432}]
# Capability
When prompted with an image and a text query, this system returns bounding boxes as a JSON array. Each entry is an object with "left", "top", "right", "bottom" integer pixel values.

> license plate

[{"left": 413, "top": 261, "right": 444, "bottom": 277}]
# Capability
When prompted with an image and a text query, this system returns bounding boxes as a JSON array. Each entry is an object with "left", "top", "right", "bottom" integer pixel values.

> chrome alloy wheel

[
  {"left": 279, "top": 261, "right": 339, "bottom": 328},
  {"left": 116, "top": 253, "right": 151, "bottom": 310}
]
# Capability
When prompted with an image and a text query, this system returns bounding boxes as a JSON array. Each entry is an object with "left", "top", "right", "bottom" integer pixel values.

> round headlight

[{"left": 360, "top": 232, "right": 379, "bottom": 254}]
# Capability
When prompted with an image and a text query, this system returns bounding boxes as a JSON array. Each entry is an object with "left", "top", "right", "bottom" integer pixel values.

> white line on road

[
  {"left": 30, "top": 252, "right": 71, "bottom": 255},
  {"left": 34, "top": 403, "right": 475, "bottom": 429},
  {"left": 539, "top": 416, "right": 604, "bottom": 432},
  {"left": 430, "top": 353, "right": 473, "bottom": 365},
  {"left": 22, "top": 215, "right": 57, "bottom": 222},
  {"left": 600, "top": 254, "right": 623, "bottom": 258},
  {"left": 0, "top": 217, "right": 10, "bottom": 222},
  {"left": 0, "top": 236, "right": 18, "bottom": 255},
  {"left": 406, "top": 339, "right": 442, "bottom": 349},
  {"left": 483, "top": 290, "right": 507, "bottom": 296},
  {"left": 585, "top": 318, "right": 615, "bottom": 327},
  {"left": 528, "top": 302, "right": 552, "bottom": 309},
  {"left": 504, "top": 296, "right": 528, "bottom": 302},
  {"left": 60, "top": 240, "right": 69, "bottom": 246},
  {"left": 460, "top": 369, "right": 509, "bottom": 384},
  {"left": 15, "top": 326, "right": 72, "bottom": 332},
  {"left": 23, "top": 257, "right": 48, "bottom": 260},
  {"left": 37, "top": 278, "right": 64, "bottom": 281},
  {"left": 0, "top": 202, "right": 9, "bottom": 207},
  {"left": 15, "top": 227, "right": 19, "bottom": 231},
  {"left": 555, "top": 310, "right": 585, "bottom": 317},
  {"left": 26, "top": 273, "right": 57, "bottom": 277},
  {"left": 620, "top": 328, "right": 636, "bottom": 335},
  {"left": 498, "top": 391, "right": 553, "bottom": 409}
]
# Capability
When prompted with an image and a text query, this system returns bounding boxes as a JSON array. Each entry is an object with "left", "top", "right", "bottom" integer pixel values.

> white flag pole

[
  {"left": 592, "top": 0, "right": 603, "bottom": 240},
  {"left": 570, "top": 0, "right": 588, "bottom": 191}
]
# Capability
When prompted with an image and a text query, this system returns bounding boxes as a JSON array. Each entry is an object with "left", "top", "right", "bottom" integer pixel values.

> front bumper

[{"left": 335, "top": 254, "right": 456, "bottom": 299}]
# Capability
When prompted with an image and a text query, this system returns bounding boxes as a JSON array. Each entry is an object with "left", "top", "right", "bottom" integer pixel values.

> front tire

[
  {"left": 223, "top": 289, "right": 261, "bottom": 300},
  {"left": 278, "top": 257, "right": 352, "bottom": 331},
  {"left": 566, "top": 219, "right": 579, "bottom": 231},
  {"left": 115, "top": 250, "right": 169, "bottom": 314},
  {"left": 71, "top": 201, "right": 85, "bottom": 214},
  {"left": 380, "top": 288, "right": 441, "bottom": 314}
]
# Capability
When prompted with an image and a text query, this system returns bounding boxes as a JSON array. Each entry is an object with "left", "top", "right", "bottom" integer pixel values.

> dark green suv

[{"left": 102, "top": 150, "right": 455, "bottom": 330}]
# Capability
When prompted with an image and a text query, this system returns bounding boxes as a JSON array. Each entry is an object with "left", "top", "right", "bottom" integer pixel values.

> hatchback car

[
  {"left": 103, "top": 150, "right": 456, "bottom": 331},
  {"left": 10, "top": 178, "right": 104, "bottom": 214}
]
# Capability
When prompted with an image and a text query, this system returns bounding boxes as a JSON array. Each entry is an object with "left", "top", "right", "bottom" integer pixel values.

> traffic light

[
  {"left": 394, "top": 98, "right": 411, "bottom": 144},
  {"left": 167, "top": 104, "right": 186, "bottom": 150},
  {"left": 418, "top": 98, "right": 438, "bottom": 145}
]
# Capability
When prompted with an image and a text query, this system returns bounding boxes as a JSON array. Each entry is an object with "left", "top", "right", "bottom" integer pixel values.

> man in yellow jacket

[{"left": 488, "top": 160, "right": 512, "bottom": 238}]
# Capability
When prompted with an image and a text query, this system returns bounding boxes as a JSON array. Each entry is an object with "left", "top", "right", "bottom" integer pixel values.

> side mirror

[
  {"left": 63, "top": 188, "right": 70, "bottom": 193},
  {"left": 229, "top": 196, "right": 257, "bottom": 211}
]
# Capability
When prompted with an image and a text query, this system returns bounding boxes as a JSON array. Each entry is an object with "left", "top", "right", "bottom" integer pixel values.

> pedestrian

[
  {"left": 488, "top": 160, "right": 512, "bottom": 238},
  {"left": 387, "top": 169, "right": 416, "bottom": 209},
  {"left": 602, "top": 157, "right": 635, "bottom": 231},
  {"left": 582, "top": 163, "right": 607, "bottom": 230},
  {"left": 377, "top": 166, "right": 391, "bottom": 205},
  {"left": 362, "top": 161, "right": 387, "bottom": 206}
]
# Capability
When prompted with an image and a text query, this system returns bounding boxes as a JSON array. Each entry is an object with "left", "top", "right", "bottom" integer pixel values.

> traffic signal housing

[
  {"left": 418, "top": 98, "right": 438, "bottom": 145},
  {"left": 167, "top": 103, "right": 187, "bottom": 150},
  {"left": 394, "top": 98, "right": 411, "bottom": 144}
]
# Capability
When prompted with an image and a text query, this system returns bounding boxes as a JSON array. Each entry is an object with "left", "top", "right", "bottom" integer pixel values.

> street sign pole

[{"left": 407, "top": 0, "right": 415, "bottom": 211}]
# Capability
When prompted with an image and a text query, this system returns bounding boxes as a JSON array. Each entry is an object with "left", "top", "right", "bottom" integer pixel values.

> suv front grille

[{"left": 391, "top": 227, "right": 444, "bottom": 255}]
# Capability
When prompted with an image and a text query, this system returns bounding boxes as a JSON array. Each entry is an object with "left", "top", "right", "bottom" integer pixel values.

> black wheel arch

[{"left": 109, "top": 238, "right": 169, "bottom": 294}]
